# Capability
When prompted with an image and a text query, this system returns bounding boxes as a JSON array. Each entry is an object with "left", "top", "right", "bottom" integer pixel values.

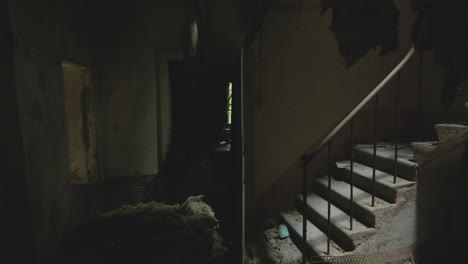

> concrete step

[
  {"left": 256, "top": 228, "right": 302, "bottom": 264},
  {"left": 354, "top": 144, "right": 418, "bottom": 181},
  {"left": 335, "top": 161, "right": 416, "bottom": 203},
  {"left": 281, "top": 210, "right": 345, "bottom": 258},
  {"left": 313, "top": 176, "right": 394, "bottom": 228},
  {"left": 297, "top": 193, "right": 375, "bottom": 251}
]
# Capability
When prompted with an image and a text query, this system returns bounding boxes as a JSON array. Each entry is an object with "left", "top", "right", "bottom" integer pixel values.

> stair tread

[
  {"left": 281, "top": 210, "right": 345, "bottom": 256},
  {"left": 298, "top": 193, "right": 375, "bottom": 238},
  {"left": 354, "top": 144, "right": 417, "bottom": 167},
  {"left": 353, "top": 143, "right": 418, "bottom": 181},
  {"left": 338, "top": 161, "right": 416, "bottom": 188},
  {"left": 314, "top": 176, "right": 394, "bottom": 213}
]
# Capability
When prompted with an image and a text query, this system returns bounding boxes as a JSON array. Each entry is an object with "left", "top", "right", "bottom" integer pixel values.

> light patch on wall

[
  {"left": 190, "top": 19, "right": 198, "bottom": 55},
  {"left": 62, "top": 62, "right": 100, "bottom": 185}
]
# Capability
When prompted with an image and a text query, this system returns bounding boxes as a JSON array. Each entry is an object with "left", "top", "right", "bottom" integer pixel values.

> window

[{"left": 227, "top": 82, "right": 232, "bottom": 125}]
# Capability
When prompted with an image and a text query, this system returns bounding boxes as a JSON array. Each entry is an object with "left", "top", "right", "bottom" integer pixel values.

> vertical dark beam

[
  {"left": 241, "top": 48, "right": 257, "bottom": 262},
  {"left": 417, "top": 52, "right": 423, "bottom": 141},
  {"left": 240, "top": 50, "right": 247, "bottom": 262},
  {"left": 232, "top": 61, "right": 243, "bottom": 264},
  {"left": 372, "top": 94, "right": 379, "bottom": 207},
  {"left": 327, "top": 142, "right": 332, "bottom": 255},
  {"left": 394, "top": 72, "right": 401, "bottom": 184},
  {"left": 302, "top": 161, "right": 308, "bottom": 264},
  {"left": 1, "top": 1, "right": 34, "bottom": 261},
  {"left": 349, "top": 119, "right": 354, "bottom": 230},
  {"left": 155, "top": 48, "right": 163, "bottom": 168}
]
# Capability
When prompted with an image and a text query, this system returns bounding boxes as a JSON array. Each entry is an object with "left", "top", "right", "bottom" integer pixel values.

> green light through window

[{"left": 227, "top": 82, "right": 232, "bottom": 124}]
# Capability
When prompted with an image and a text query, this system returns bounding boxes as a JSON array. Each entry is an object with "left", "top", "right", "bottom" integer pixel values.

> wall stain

[
  {"left": 71, "top": 167, "right": 80, "bottom": 182},
  {"left": 81, "top": 84, "right": 92, "bottom": 182},
  {"left": 38, "top": 67, "right": 46, "bottom": 93},
  {"left": 81, "top": 86, "right": 91, "bottom": 151},
  {"left": 27, "top": 151, "right": 32, "bottom": 172},
  {"left": 28, "top": 101, "right": 43, "bottom": 124},
  {"left": 50, "top": 205, "right": 60, "bottom": 233}
]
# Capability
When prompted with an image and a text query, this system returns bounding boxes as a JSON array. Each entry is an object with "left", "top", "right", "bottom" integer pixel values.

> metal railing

[{"left": 299, "top": 46, "right": 417, "bottom": 264}]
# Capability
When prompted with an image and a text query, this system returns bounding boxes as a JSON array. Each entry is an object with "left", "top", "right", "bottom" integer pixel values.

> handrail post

[
  {"left": 394, "top": 72, "right": 401, "bottom": 184},
  {"left": 372, "top": 94, "right": 379, "bottom": 207},
  {"left": 349, "top": 119, "right": 354, "bottom": 230},
  {"left": 301, "top": 161, "right": 307, "bottom": 264},
  {"left": 327, "top": 142, "right": 332, "bottom": 255},
  {"left": 417, "top": 52, "right": 423, "bottom": 141}
]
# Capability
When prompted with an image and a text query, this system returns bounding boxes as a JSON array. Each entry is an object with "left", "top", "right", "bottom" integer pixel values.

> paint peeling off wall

[
  {"left": 322, "top": 0, "right": 399, "bottom": 68},
  {"left": 63, "top": 63, "right": 99, "bottom": 184}
]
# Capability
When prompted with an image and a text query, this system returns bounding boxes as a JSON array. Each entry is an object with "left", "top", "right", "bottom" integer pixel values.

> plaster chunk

[{"left": 413, "top": 124, "right": 468, "bottom": 165}]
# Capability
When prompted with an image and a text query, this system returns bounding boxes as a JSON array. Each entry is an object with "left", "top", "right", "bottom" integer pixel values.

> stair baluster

[
  {"left": 394, "top": 72, "right": 401, "bottom": 184},
  {"left": 372, "top": 94, "right": 379, "bottom": 207},
  {"left": 327, "top": 142, "right": 332, "bottom": 255},
  {"left": 302, "top": 161, "right": 307, "bottom": 264},
  {"left": 417, "top": 52, "right": 423, "bottom": 141},
  {"left": 350, "top": 119, "right": 354, "bottom": 230}
]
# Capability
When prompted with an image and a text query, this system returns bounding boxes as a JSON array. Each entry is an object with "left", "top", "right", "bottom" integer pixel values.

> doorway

[{"left": 168, "top": 60, "right": 242, "bottom": 263}]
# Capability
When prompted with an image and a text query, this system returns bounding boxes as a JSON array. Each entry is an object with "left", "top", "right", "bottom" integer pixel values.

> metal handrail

[{"left": 301, "top": 46, "right": 415, "bottom": 165}]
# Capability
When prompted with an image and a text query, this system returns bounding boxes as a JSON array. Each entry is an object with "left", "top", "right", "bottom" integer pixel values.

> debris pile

[{"left": 60, "top": 196, "right": 226, "bottom": 264}]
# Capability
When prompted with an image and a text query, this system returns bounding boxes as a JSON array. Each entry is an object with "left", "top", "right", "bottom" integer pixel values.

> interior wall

[
  {"left": 92, "top": 0, "right": 186, "bottom": 179},
  {"left": 198, "top": 0, "right": 244, "bottom": 65},
  {"left": 7, "top": 0, "right": 95, "bottom": 262},
  {"left": 246, "top": 0, "right": 411, "bottom": 215},
  {"left": 244, "top": 0, "right": 468, "bottom": 226},
  {"left": 97, "top": 44, "right": 160, "bottom": 178},
  {"left": 1, "top": 0, "right": 34, "bottom": 262}
]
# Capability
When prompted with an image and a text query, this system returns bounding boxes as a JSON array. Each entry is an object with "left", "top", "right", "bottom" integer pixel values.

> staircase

[
  {"left": 281, "top": 143, "right": 418, "bottom": 261},
  {"left": 259, "top": 46, "right": 420, "bottom": 263}
]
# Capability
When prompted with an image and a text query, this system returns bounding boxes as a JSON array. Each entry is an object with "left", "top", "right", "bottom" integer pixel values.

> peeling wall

[
  {"left": 63, "top": 64, "right": 99, "bottom": 184},
  {"left": 322, "top": 0, "right": 399, "bottom": 67},
  {"left": 245, "top": 0, "right": 412, "bottom": 217},
  {"left": 243, "top": 0, "right": 468, "bottom": 226}
]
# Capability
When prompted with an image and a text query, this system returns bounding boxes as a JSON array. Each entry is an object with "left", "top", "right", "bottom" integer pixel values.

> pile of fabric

[{"left": 60, "top": 196, "right": 226, "bottom": 264}]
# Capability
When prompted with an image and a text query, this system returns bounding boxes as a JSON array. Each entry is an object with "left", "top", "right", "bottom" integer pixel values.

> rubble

[
  {"left": 254, "top": 227, "right": 302, "bottom": 264},
  {"left": 59, "top": 196, "right": 226, "bottom": 264}
]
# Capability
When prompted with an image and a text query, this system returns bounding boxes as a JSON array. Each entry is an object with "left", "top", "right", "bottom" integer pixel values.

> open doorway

[
  {"left": 167, "top": 61, "right": 242, "bottom": 263},
  {"left": 215, "top": 82, "right": 233, "bottom": 150},
  {"left": 62, "top": 62, "right": 100, "bottom": 185}
]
